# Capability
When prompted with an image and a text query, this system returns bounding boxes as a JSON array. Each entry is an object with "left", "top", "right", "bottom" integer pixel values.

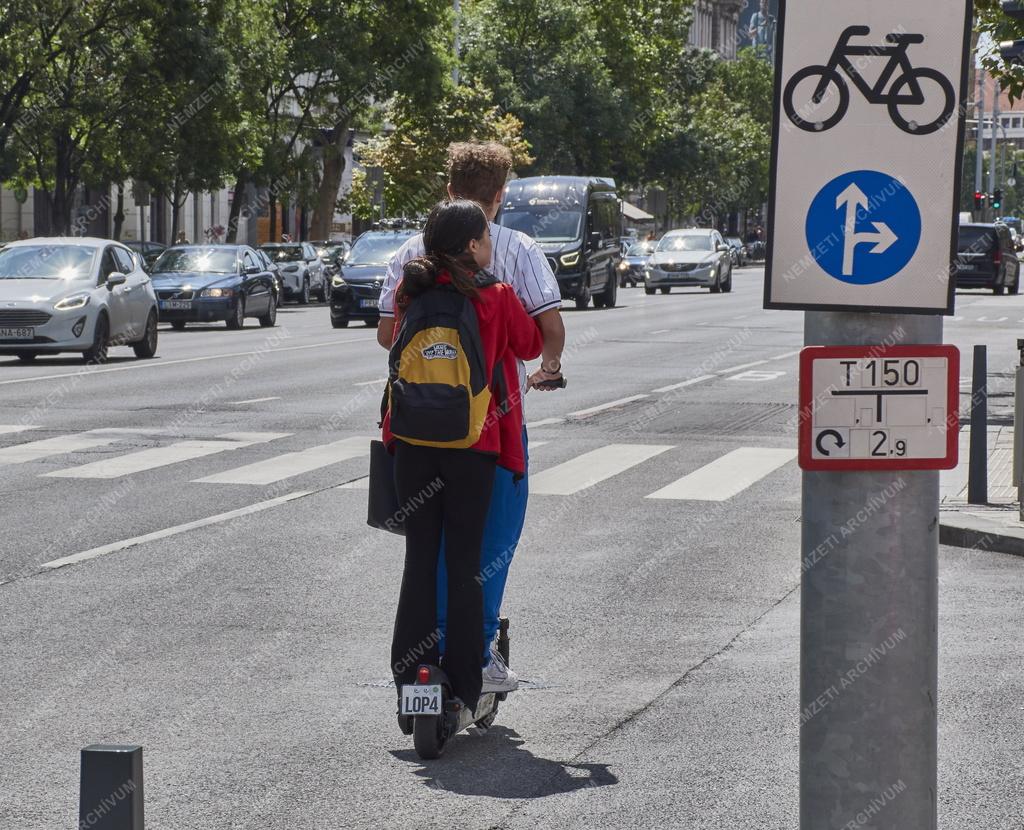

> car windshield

[
  {"left": 499, "top": 207, "right": 583, "bottom": 243},
  {"left": 152, "top": 248, "right": 237, "bottom": 274},
  {"left": 958, "top": 227, "right": 996, "bottom": 253},
  {"left": 346, "top": 235, "right": 413, "bottom": 266},
  {"left": 262, "top": 245, "right": 305, "bottom": 262},
  {"left": 627, "top": 242, "right": 655, "bottom": 256},
  {"left": 658, "top": 235, "right": 713, "bottom": 252},
  {"left": 0, "top": 245, "right": 95, "bottom": 279},
  {"left": 319, "top": 245, "right": 347, "bottom": 260}
]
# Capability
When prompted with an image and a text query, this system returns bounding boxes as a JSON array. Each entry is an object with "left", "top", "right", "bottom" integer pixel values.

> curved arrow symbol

[
  {"left": 815, "top": 429, "right": 846, "bottom": 457},
  {"left": 836, "top": 183, "right": 898, "bottom": 277}
]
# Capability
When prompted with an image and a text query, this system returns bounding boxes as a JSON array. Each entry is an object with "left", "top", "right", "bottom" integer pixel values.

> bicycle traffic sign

[{"left": 764, "top": 2, "right": 972, "bottom": 315}]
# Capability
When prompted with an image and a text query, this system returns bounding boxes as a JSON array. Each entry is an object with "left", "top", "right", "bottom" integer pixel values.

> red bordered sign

[{"left": 799, "top": 345, "right": 959, "bottom": 471}]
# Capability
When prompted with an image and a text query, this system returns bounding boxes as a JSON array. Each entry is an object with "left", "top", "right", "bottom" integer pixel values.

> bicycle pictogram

[{"left": 783, "top": 26, "right": 956, "bottom": 135}]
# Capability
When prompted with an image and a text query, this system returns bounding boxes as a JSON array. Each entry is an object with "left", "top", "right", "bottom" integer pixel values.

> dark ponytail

[{"left": 397, "top": 199, "right": 487, "bottom": 306}]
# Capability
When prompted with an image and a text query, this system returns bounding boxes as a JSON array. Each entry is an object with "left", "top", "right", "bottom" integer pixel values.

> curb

[{"left": 940, "top": 511, "right": 1024, "bottom": 558}]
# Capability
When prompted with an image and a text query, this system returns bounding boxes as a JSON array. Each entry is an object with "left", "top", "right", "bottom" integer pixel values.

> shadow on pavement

[{"left": 390, "top": 726, "right": 618, "bottom": 798}]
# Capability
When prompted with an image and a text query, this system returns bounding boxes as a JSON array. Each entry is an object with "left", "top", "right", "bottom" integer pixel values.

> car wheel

[
  {"left": 332, "top": 318, "right": 349, "bottom": 329},
  {"left": 722, "top": 268, "right": 733, "bottom": 294},
  {"left": 645, "top": 287, "right": 656, "bottom": 295},
  {"left": 259, "top": 293, "right": 277, "bottom": 327},
  {"left": 17, "top": 353, "right": 38, "bottom": 363},
  {"left": 82, "top": 314, "right": 109, "bottom": 364},
  {"left": 299, "top": 278, "right": 310, "bottom": 305},
  {"left": 226, "top": 297, "right": 245, "bottom": 329},
  {"left": 994, "top": 284, "right": 1006, "bottom": 296},
  {"left": 574, "top": 284, "right": 591, "bottom": 310},
  {"left": 132, "top": 310, "right": 159, "bottom": 359},
  {"left": 660, "top": 287, "right": 670, "bottom": 295},
  {"left": 170, "top": 321, "right": 186, "bottom": 331},
  {"left": 320, "top": 279, "right": 331, "bottom": 303},
  {"left": 366, "top": 319, "right": 379, "bottom": 328}
]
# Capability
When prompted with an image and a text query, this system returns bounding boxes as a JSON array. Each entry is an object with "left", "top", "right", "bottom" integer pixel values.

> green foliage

[{"left": 979, "top": 0, "right": 1024, "bottom": 101}]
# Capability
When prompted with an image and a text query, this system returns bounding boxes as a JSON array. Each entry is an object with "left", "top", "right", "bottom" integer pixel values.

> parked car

[
  {"left": 617, "top": 240, "right": 656, "bottom": 287},
  {"left": 312, "top": 240, "right": 352, "bottom": 278},
  {"left": 0, "top": 237, "right": 158, "bottom": 363},
  {"left": 725, "top": 236, "right": 748, "bottom": 267},
  {"left": 150, "top": 245, "right": 278, "bottom": 329},
  {"left": 253, "top": 248, "right": 283, "bottom": 305},
  {"left": 259, "top": 241, "right": 328, "bottom": 304},
  {"left": 644, "top": 228, "right": 733, "bottom": 294},
  {"left": 330, "top": 229, "right": 419, "bottom": 328},
  {"left": 499, "top": 175, "right": 621, "bottom": 309},
  {"left": 954, "top": 223, "right": 1020, "bottom": 295},
  {"left": 123, "top": 240, "right": 167, "bottom": 272}
]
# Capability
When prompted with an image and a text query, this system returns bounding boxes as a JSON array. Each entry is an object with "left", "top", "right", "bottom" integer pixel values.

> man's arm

[
  {"left": 376, "top": 318, "right": 395, "bottom": 349},
  {"left": 529, "top": 308, "right": 565, "bottom": 389},
  {"left": 376, "top": 234, "right": 423, "bottom": 349}
]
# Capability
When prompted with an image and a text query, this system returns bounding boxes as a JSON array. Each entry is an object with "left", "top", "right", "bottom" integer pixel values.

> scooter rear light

[{"left": 417, "top": 666, "right": 431, "bottom": 684}]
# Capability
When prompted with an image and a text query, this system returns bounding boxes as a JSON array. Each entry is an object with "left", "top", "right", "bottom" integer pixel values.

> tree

[{"left": 351, "top": 80, "right": 532, "bottom": 219}]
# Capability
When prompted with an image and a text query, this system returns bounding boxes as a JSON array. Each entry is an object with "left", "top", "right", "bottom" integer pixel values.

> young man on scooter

[{"left": 377, "top": 141, "right": 565, "bottom": 695}]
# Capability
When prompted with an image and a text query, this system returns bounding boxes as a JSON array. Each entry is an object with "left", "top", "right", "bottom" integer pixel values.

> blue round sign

[{"left": 805, "top": 170, "right": 921, "bottom": 286}]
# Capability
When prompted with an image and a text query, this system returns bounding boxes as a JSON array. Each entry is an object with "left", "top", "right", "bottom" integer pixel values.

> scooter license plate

[{"left": 400, "top": 684, "right": 442, "bottom": 716}]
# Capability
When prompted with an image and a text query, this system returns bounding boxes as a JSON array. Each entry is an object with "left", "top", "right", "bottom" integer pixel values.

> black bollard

[
  {"left": 968, "top": 345, "right": 988, "bottom": 505},
  {"left": 79, "top": 745, "right": 144, "bottom": 829}
]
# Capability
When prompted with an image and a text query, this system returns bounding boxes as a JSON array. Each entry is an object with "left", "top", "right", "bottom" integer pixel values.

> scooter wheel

[{"left": 413, "top": 715, "right": 446, "bottom": 760}]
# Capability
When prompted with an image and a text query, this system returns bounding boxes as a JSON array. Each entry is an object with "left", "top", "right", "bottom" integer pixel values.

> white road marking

[
  {"left": 0, "top": 338, "right": 375, "bottom": 387},
  {"left": 0, "top": 433, "right": 125, "bottom": 465},
  {"left": 567, "top": 395, "right": 649, "bottom": 420},
  {"left": 977, "top": 316, "right": 1008, "bottom": 323},
  {"left": 727, "top": 370, "right": 787, "bottom": 382},
  {"left": 45, "top": 432, "right": 290, "bottom": 479},
  {"left": 646, "top": 447, "right": 797, "bottom": 501},
  {"left": 0, "top": 425, "right": 38, "bottom": 436},
  {"left": 649, "top": 329, "right": 671, "bottom": 335},
  {"left": 769, "top": 350, "right": 802, "bottom": 360},
  {"left": 531, "top": 444, "right": 673, "bottom": 495},
  {"left": 195, "top": 437, "right": 372, "bottom": 485},
  {"left": 41, "top": 490, "right": 312, "bottom": 571},
  {"left": 354, "top": 378, "right": 387, "bottom": 387},
  {"left": 231, "top": 396, "right": 281, "bottom": 405},
  {"left": 527, "top": 418, "right": 565, "bottom": 428},
  {"left": 717, "top": 360, "right": 768, "bottom": 374},
  {"left": 529, "top": 440, "right": 550, "bottom": 449},
  {"left": 652, "top": 375, "right": 716, "bottom": 394}
]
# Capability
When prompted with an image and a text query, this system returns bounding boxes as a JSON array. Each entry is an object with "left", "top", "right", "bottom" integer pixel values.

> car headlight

[
  {"left": 617, "top": 261, "right": 628, "bottom": 272},
  {"left": 560, "top": 251, "right": 581, "bottom": 267},
  {"left": 331, "top": 275, "right": 346, "bottom": 287},
  {"left": 202, "top": 287, "right": 235, "bottom": 298},
  {"left": 54, "top": 293, "right": 90, "bottom": 310}
]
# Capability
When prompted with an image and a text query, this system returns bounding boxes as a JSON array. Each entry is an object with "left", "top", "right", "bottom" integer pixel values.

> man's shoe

[{"left": 481, "top": 646, "right": 519, "bottom": 693}]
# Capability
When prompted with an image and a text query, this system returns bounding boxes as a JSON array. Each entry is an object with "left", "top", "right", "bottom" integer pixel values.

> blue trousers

[{"left": 436, "top": 429, "right": 529, "bottom": 659}]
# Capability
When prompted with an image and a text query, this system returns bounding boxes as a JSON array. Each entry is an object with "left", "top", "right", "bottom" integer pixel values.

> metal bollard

[
  {"left": 968, "top": 345, "right": 988, "bottom": 505},
  {"left": 1015, "top": 340, "right": 1024, "bottom": 521},
  {"left": 79, "top": 745, "right": 144, "bottom": 829}
]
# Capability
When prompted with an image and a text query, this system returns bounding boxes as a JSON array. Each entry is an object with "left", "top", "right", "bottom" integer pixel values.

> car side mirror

[
  {"left": 717, "top": 244, "right": 731, "bottom": 252},
  {"left": 106, "top": 272, "right": 127, "bottom": 288},
  {"left": 589, "top": 231, "right": 602, "bottom": 250},
  {"left": 245, "top": 265, "right": 260, "bottom": 275}
]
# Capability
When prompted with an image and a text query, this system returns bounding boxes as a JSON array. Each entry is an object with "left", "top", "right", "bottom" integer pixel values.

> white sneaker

[{"left": 481, "top": 645, "right": 519, "bottom": 693}]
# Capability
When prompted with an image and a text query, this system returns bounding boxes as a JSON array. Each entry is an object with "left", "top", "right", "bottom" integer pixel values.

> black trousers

[{"left": 391, "top": 442, "right": 496, "bottom": 712}]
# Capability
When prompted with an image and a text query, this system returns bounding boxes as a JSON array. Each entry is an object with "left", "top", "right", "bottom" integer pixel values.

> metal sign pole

[{"left": 802, "top": 311, "right": 940, "bottom": 830}]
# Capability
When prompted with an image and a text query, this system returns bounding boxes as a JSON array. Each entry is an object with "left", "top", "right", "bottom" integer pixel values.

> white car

[{"left": 0, "top": 237, "right": 159, "bottom": 363}]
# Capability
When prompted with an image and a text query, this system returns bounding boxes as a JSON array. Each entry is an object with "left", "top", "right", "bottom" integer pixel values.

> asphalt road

[{"left": 1, "top": 268, "right": 1022, "bottom": 829}]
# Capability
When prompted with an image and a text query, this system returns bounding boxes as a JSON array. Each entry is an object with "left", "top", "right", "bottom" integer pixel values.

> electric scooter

[{"left": 399, "top": 618, "right": 512, "bottom": 760}]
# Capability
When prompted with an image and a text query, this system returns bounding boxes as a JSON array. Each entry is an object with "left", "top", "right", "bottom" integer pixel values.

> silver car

[
  {"left": 0, "top": 237, "right": 159, "bottom": 363},
  {"left": 644, "top": 229, "right": 734, "bottom": 294}
]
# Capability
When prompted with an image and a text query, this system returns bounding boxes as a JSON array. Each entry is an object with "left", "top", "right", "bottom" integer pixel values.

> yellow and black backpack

[{"left": 387, "top": 274, "right": 506, "bottom": 449}]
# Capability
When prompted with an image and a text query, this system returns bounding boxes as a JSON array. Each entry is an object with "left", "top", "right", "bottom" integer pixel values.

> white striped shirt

[{"left": 379, "top": 221, "right": 561, "bottom": 318}]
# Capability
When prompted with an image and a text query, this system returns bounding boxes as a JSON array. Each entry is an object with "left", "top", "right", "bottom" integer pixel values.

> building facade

[{"left": 688, "top": 0, "right": 746, "bottom": 60}]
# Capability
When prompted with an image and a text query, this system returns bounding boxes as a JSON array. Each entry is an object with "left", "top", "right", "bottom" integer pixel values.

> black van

[
  {"left": 954, "top": 223, "right": 1020, "bottom": 295},
  {"left": 498, "top": 176, "right": 621, "bottom": 309}
]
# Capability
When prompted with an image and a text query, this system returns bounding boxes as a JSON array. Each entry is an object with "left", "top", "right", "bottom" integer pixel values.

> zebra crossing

[{"left": 0, "top": 425, "right": 798, "bottom": 503}]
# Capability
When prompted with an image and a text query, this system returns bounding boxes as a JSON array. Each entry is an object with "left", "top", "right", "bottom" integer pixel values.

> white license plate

[
  {"left": 400, "top": 684, "right": 442, "bottom": 716},
  {"left": 0, "top": 327, "right": 33, "bottom": 340},
  {"left": 160, "top": 300, "right": 192, "bottom": 310},
  {"left": 360, "top": 298, "right": 378, "bottom": 309}
]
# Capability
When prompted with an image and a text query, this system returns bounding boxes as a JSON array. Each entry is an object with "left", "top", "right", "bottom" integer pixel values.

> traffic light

[
  {"left": 994, "top": 189, "right": 1004, "bottom": 210},
  {"left": 975, "top": 191, "right": 984, "bottom": 210}
]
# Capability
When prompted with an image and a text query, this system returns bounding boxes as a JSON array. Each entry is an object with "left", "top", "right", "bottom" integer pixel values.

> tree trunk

[
  {"left": 226, "top": 171, "right": 247, "bottom": 243},
  {"left": 112, "top": 183, "right": 125, "bottom": 240},
  {"left": 269, "top": 190, "right": 277, "bottom": 242},
  {"left": 310, "top": 127, "right": 347, "bottom": 239},
  {"left": 51, "top": 130, "right": 74, "bottom": 235},
  {"left": 170, "top": 178, "right": 181, "bottom": 240}
]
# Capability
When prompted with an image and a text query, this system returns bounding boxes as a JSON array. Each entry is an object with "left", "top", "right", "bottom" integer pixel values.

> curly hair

[{"left": 447, "top": 141, "right": 513, "bottom": 205}]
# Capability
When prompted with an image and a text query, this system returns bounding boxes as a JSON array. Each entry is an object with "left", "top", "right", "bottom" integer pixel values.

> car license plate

[
  {"left": 360, "top": 298, "right": 378, "bottom": 309},
  {"left": 400, "top": 684, "right": 442, "bottom": 716},
  {"left": 0, "top": 327, "right": 33, "bottom": 340},
  {"left": 160, "top": 300, "right": 192, "bottom": 310}
]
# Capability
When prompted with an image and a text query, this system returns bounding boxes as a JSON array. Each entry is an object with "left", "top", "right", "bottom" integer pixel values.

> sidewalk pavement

[{"left": 940, "top": 426, "right": 1024, "bottom": 556}]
